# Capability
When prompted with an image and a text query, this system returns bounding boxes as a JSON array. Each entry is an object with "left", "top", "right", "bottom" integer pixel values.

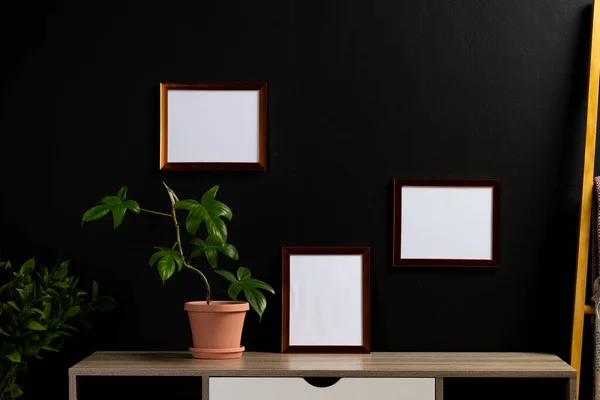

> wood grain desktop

[{"left": 68, "top": 352, "right": 576, "bottom": 400}]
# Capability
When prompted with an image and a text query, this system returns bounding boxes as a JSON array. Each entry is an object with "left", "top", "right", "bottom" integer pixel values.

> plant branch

[
  {"left": 139, "top": 208, "right": 172, "bottom": 218},
  {"left": 162, "top": 183, "right": 212, "bottom": 303}
]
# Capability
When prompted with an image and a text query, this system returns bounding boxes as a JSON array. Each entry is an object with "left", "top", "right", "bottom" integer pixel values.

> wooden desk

[{"left": 68, "top": 351, "right": 577, "bottom": 400}]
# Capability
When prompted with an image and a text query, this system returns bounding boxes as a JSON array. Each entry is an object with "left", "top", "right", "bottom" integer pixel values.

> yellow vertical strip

[{"left": 570, "top": 1, "right": 600, "bottom": 397}]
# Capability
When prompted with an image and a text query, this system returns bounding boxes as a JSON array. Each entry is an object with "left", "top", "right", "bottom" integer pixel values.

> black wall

[{"left": 0, "top": 2, "right": 596, "bottom": 399}]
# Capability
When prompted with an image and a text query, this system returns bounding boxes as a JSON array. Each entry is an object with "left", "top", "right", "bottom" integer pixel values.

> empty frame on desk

[
  {"left": 159, "top": 82, "right": 267, "bottom": 171},
  {"left": 282, "top": 247, "right": 370, "bottom": 353},
  {"left": 393, "top": 179, "right": 500, "bottom": 267}
]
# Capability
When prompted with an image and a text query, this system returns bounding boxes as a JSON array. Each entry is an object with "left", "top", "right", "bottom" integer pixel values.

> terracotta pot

[{"left": 184, "top": 301, "right": 249, "bottom": 359}]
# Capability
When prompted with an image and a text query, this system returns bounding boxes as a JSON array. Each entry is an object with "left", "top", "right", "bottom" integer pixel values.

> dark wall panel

[{"left": 0, "top": 2, "right": 594, "bottom": 399}]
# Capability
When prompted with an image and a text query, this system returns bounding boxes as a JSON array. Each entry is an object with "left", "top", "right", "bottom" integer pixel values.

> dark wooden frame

[
  {"left": 281, "top": 246, "right": 371, "bottom": 354},
  {"left": 393, "top": 178, "right": 500, "bottom": 267},
  {"left": 159, "top": 82, "right": 267, "bottom": 171}
]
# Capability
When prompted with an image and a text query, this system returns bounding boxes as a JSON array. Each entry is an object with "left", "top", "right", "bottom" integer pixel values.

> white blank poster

[
  {"left": 400, "top": 186, "right": 493, "bottom": 259},
  {"left": 289, "top": 255, "right": 363, "bottom": 346},
  {"left": 167, "top": 90, "right": 260, "bottom": 163}
]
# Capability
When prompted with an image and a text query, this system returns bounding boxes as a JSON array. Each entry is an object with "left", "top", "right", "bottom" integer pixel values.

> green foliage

[
  {"left": 0, "top": 258, "right": 116, "bottom": 399},
  {"left": 214, "top": 267, "right": 275, "bottom": 321},
  {"left": 173, "top": 185, "right": 232, "bottom": 242},
  {"left": 82, "top": 183, "right": 273, "bottom": 319},
  {"left": 190, "top": 236, "right": 239, "bottom": 269},
  {"left": 82, "top": 186, "right": 140, "bottom": 229},
  {"left": 149, "top": 247, "right": 183, "bottom": 283}
]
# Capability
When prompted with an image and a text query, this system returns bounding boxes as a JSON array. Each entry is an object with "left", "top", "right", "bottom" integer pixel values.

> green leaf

[
  {"left": 8, "top": 383, "right": 23, "bottom": 397},
  {"left": 51, "top": 282, "right": 69, "bottom": 289},
  {"left": 92, "top": 280, "right": 99, "bottom": 300},
  {"left": 112, "top": 203, "right": 126, "bottom": 229},
  {"left": 225, "top": 268, "right": 275, "bottom": 321},
  {"left": 123, "top": 200, "right": 140, "bottom": 214},
  {"left": 149, "top": 248, "right": 183, "bottom": 278},
  {"left": 214, "top": 269, "right": 237, "bottom": 282},
  {"left": 190, "top": 247, "right": 205, "bottom": 259},
  {"left": 174, "top": 199, "right": 199, "bottom": 210},
  {"left": 65, "top": 306, "right": 81, "bottom": 317},
  {"left": 227, "top": 282, "right": 243, "bottom": 300},
  {"left": 175, "top": 189, "right": 230, "bottom": 242},
  {"left": 244, "top": 286, "right": 267, "bottom": 322},
  {"left": 220, "top": 244, "right": 239, "bottom": 260},
  {"left": 100, "top": 196, "right": 119, "bottom": 205},
  {"left": 40, "top": 333, "right": 60, "bottom": 346},
  {"left": 244, "top": 278, "right": 275, "bottom": 294},
  {"left": 15, "top": 288, "right": 29, "bottom": 301},
  {"left": 201, "top": 186, "right": 233, "bottom": 221},
  {"left": 20, "top": 258, "right": 35, "bottom": 275},
  {"left": 157, "top": 257, "right": 176, "bottom": 283},
  {"left": 0, "top": 327, "right": 10, "bottom": 336},
  {"left": 7, "top": 301, "right": 21, "bottom": 312},
  {"left": 149, "top": 250, "right": 163, "bottom": 267},
  {"left": 205, "top": 248, "right": 218, "bottom": 269},
  {"left": 191, "top": 235, "right": 221, "bottom": 268},
  {"left": 82, "top": 204, "right": 111, "bottom": 223},
  {"left": 84, "top": 187, "right": 139, "bottom": 228},
  {"left": 24, "top": 320, "right": 46, "bottom": 331},
  {"left": 204, "top": 215, "right": 227, "bottom": 243},
  {"left": 118, "top": 186, "right": 128, "bottom": 200},
  {"left": 54, "top": 262, "right": 69, "bottom": 280},
  {"left": 237, "top": 267, "right": 251, "bottom": 281},
  {"left": 171, "top": 252, "right": 183, "bottom": 272},
  {"left": 149, "top": 248, "right": 183, "bottom": 277},
  {"left": 30, "top": 308, "right": 45, "bottom": 317},
  {"left": 41, "top": 345, "right": 59, "bottom": 352},
  {"left": 191, "top": 237, "right": 205, "bottom": 247},
  {"left": 187, "top": 205, "right": 208, "bottom": 236},
  {"left": 43, "top": 302, "right": 52, "bottom": 318},
  {"left": 59, "top": 323, "right": 79, "bottom": 332},
  {"left": 7, "top": 351, "right": 21, "bottom": 363}
]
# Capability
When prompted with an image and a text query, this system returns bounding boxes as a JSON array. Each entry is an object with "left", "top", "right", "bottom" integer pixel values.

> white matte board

[
  {"left": 167, "top": 89, "right": 260, "bottom": 163},
  {"left": 289, "top": 255, "right": 363, "bottom": 346},
  {"left": 400, "top": 186, "right": 493, "bottom": 260}
]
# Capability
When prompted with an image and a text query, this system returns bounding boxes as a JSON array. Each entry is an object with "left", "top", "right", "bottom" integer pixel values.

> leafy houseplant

[
  {"left": 0, "top": 258, "right": 115, "bottom": 399},
  {"left": 81, "top": 183, "right": 274, "bottom": 359}
]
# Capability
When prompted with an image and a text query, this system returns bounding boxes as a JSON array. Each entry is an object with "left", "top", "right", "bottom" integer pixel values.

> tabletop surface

[{"left": 68, "top": 351, "right": 576, "bottom": 378}]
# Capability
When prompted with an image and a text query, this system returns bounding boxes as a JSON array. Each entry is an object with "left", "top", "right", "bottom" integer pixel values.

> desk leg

[
  {"left": 202, "top": 376, "right": 209, "bottom": 400},
  {"left": 435, "top": 377, "right": 443, "bottom": 400},
  {"left": 567, "top": 377, "right": 577, "bottom": 400},
  {"left": 68, "top": 374, "right": 78, "bottom": 400}
]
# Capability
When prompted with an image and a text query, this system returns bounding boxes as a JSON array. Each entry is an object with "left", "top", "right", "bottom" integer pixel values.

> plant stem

[
  {"left": 162, "top": 183, "right": 212, "bottom": 304},
  {"left": 0, "top": 363, "right": 19, "bottom": 397},
  {"left": 139, "top": 208, "right": 172, "bottom": 218}
]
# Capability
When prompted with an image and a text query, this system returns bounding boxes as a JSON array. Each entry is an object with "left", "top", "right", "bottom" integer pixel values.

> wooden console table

[{"left": 68, "top": 351, "right": 577, "bottom": 400}]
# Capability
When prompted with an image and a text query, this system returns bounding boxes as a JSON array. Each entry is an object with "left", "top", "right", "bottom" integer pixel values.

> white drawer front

[{"left": 209, "top": 377, "right": 435, "bottom": 400}]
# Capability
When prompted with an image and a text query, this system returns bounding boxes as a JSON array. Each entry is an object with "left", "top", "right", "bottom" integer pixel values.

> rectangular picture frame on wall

[
  {"left": 282, "top": 246, "right": 370, "bottom": 354},
  {"left": 159, "top": 82, "right": 267, "bottom": 171},
  {"left": 393, "top": 178, "right": 500, "bottom": 267}
]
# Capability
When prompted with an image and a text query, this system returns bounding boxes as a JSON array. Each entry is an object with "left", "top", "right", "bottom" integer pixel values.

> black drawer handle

[{"left": 302, "top": 377, "right": 342, "bottom": 388}]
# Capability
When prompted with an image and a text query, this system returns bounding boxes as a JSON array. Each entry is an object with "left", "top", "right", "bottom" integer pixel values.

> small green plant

[
  {"left": 0, "top": 258, "right": 115, "bottom": 399},
  {"left": 82, "top": 183, "right": 274, "bottom": 320}
]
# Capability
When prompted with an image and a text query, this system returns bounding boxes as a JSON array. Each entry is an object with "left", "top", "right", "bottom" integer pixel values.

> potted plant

[
  {"left": 0, "top": 257, "right": 115, "bottom": 399},
  {"left": 81, "top": 183, "right": 274, "bottom": 359}
]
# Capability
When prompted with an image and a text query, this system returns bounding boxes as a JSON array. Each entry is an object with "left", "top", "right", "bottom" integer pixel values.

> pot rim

[{"left": 184, "top": 300, "right": 249, "bottom": 313}]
